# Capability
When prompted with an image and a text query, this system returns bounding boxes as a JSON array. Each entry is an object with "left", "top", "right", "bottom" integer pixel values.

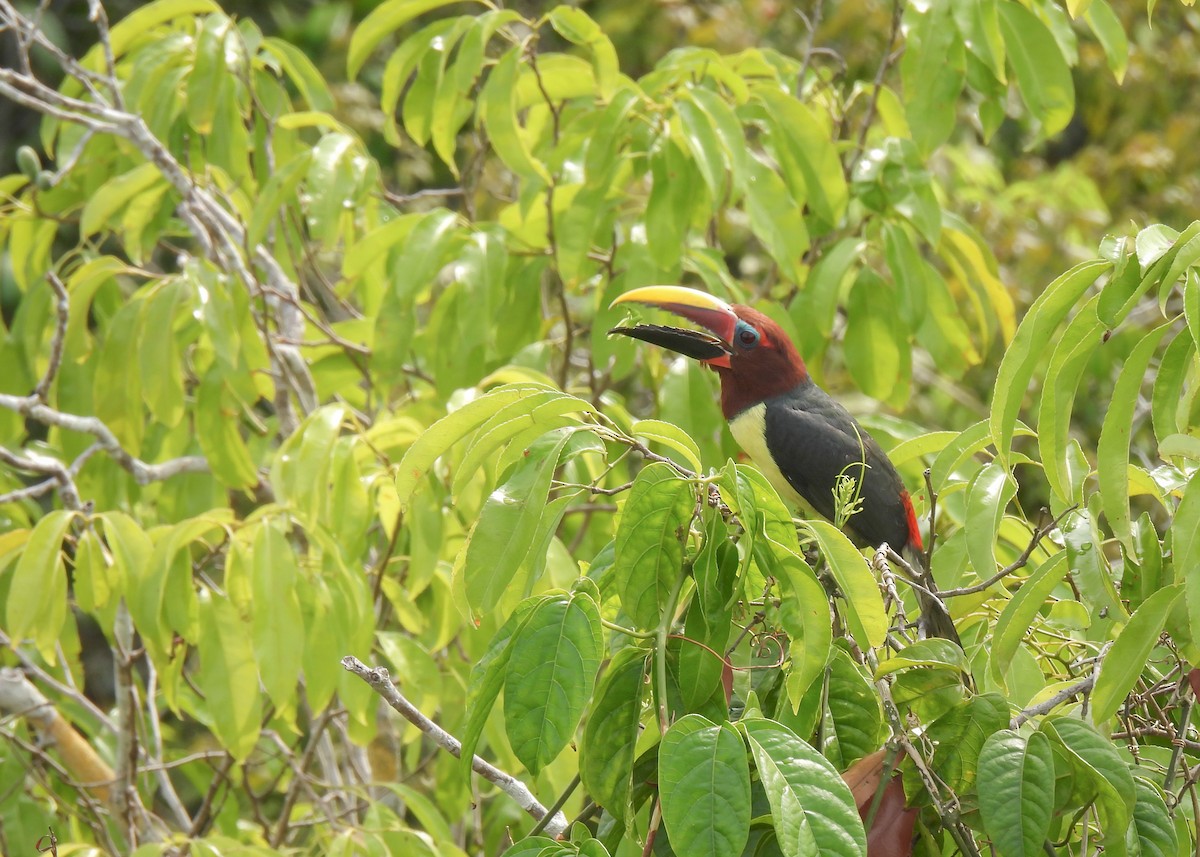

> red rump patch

[{"left": 900, "top": 489, "right": 923, "bottom": 551}]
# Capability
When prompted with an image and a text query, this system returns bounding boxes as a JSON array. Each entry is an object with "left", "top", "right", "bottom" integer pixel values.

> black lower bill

[{"left": 608, "top": 324, "right": 730, "bottom": 361}]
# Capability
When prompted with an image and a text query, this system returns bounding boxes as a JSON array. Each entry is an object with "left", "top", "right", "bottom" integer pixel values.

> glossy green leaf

[
  {"left": 1040, "top": 296, "right": 1105, "bottom": 504},
  {"left": 1176, "top": 475, "right": 1200, "bottom": 649},
  {"left": 964, "top": 461, "right": 1015, "bottom": 578},
  {"left": 1128, "top": 777, "right": 1178, "bottom": 857},
  {"left": 631, "top": 419, "right": 704, "bottom": 474},
  {"left": 874, "top": 639, "right": 969, "bottom": 676},
  {"left": 991, "top": 260, "right": 1109, "bottom": 460},
  {"left": 659, "top": 715, "right": 751, "bottom": 857},
  {"left": 1099, "top": 320, "right": 1174, "bottom": 549},
  {"left": 1063, "top": 508, "right": 1126, "bottom": 623},
  {"left": 997, "top": 3, "right": 1075, "bottom": 137},
  {"left": 918, "top": 694, "right": 1009, "bottom": 797},
  {"left": 1042, "top": 716, "right": 1135, "bottom": 852},
  {"left": 348, "top": 0, "right": 479, "bottom": 80},
  {"left": 463, "top": 429, "right": 574, "bottom": 614},
  {"left": 454, "top": 391, "right": 595, "bottom": 496},
  {"left": 825, "top": 648, "right": 881, "bottom": 769},
  {"left": 744, "top": 157, "right": 809, "bottom": 282},
  {"left": 758, "top": 538, "right": 832, "bottom": 708},
  {"left": 801, "top": 520, "right": 887, "bottom": 651},
  {"left": 459, "top": 598, "right": 539, "bottom": 772},
  {"left": 395, "top": 383, "right": 556, "bottom": 510},
  {"left": 614, "top": 462, "right": 694, "bottom": 628},
  {"left": 742, "top": 718, "right": 866, "bottom": 857},
  {"left": 977, "top": 729, "right": 1055, "bottom": 857},
  {"left": 675, "top": 94, "right": 727, "bottom": 203},
  {"left": 989, "top": 552, "right": 1069, "bottom": 688},
  {"left": 1090, "top": 584, "right": 1180, "bottom": 725},
  {"left": 579, "top": 646, "right": 648, "bottom": 818},
  {"left": 504, "top": 589, "right": 604, "bottom": 775}
]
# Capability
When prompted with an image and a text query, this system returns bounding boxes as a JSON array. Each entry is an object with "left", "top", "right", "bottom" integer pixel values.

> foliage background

[{"left": 1, "top": 0, "right": 1199, "bottom": 855}]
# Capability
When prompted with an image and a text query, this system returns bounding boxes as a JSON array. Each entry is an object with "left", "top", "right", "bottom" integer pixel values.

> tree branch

[{"left": 341, "top": 656, "right": 568, "bottom": 838}]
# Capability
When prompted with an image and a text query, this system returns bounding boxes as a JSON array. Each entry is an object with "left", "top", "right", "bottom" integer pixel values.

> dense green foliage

[{"left": 1, "top": 0, "right": 1199, "bottom": 855}]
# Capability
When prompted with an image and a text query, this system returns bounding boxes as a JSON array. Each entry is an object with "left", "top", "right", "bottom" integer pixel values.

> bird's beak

[{"left": 608, "top": 286, "right": 737, "bottom": 368}]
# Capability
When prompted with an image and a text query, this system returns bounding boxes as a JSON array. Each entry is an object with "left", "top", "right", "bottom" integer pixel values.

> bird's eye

[{"left": 736, "top": 322, "right": 759, "bottom": 349}]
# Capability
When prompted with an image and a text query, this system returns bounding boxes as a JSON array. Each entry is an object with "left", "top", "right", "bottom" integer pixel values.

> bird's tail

[{"left": 901, "top": 543, "right": 961, "bottom": 647}]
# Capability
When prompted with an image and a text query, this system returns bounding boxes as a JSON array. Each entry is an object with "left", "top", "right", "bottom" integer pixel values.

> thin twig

[
  {"left": 341, "top": 657, "right": 568, "bottom": 837},
  {"left": 941, "top": 506, "right": 1075, "bottom": 598}
]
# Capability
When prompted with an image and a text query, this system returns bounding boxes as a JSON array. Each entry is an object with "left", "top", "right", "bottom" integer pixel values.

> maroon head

[{"left": 609, "top": 286, "right": 810, "bottom": 418}]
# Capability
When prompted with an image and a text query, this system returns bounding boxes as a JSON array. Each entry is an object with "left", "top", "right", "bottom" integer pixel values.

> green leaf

[
  {"left": 1098, "top": 320, "right": 1174, "bottom": 549},
  {"left": 744, "top": 158, "right": 810, "bottom": 283},
  {"left": 977, "top": 729, "right": 1055, "bottom": 857},
  {"left": 1063, "top": 508, "right": 1126, "bottom": 623},
  {"left": 614, "top": 463, "right": 694, "bottom": 628},
  {"left": 997, "top": 3, "right": 1075, "bottom": 137},
  {"left": 455, "top": 391, "right": 595, "bottom": 496},
  {"left": 754, "top": 536, "right": 831, "bottom": 708},
  {"left": 462, "top": 428, "right": 574, "bottom": 614},
  {"left": 504, "top": 589, "right": 604, "bottom": 775},
  {"left": 741, "top": 719, "right": 867, "bottom": 857},
  {"left": 1128, "top": 777, "right": 1178, "bottom": 857},
  {"left": 481, "top": 47, "right": 551, "bottom": 183},
  {"left": 964, "top": 461, "right": 1015, "bottom": 578},
  {"left": 874, "top": 639, "right": 969, "bottom": 676},
  {"left": 5, "top": 510, "right": 74, "bottom": 658},
  {"left": 250, "top": 523, "right": 304, "bottom": 719},
  {"left": 138, "top": 280, "right": 186, "bottom": 427},
  {"left": 659, "top": 715, "right": 751, "bottom": 857},
  {"left": 825, "top": 648, "right": 882, "bottom": 768},
  {"left": 1042, "top": 716, "right": 1135, "bottom": 852},
  {"left": 459, "top": 598, "right": 539, "bottom": 772},
  {"left": 80, "top": 163, "right": 165, "bottom": 238},
  {"left": 579, "top": 646, "right": 648, "bottom": 818},
  {"left": 689, "top": 88, "right": 749, "bottom": 198},
  {"left": 843, "top": 269, "right": 902, "bottom": 401},
  {"left": 395, "top": 383, "right": 558, "bottom": 510},
  {"left": 94, "top": 301, "right": 146, "bottom": 455},
  {"left": 991, "top": 260, "right": 1110, "bottom": 461},
  {"left": 631, "top": 419, "right": 704, "bottom": 474},
  {"left": 753, "top": 87, "right": 847, "bottom": 232},
  {"left": 801, "top": 520, "right": 887, "bottom": 651},
  {"left": 262, "top": 37, "right": 334, "bottom": 111},
  {"left": 187, "top": 14, "right": 233, "bottom": 134},
  {"left": 1135, "top": 224, "right": 1178, "bottom": 270},
  {"left": 197, "top": 592, "right": 262, "bottom": 761},
  {"left": 676, "top": 94, "right": 728, "bottom": 203},
  {"left": 989, "top": 553, "right": 1069, "bottom": 689},
  {"left": 548, "top": 7, "right": 619, "bottom": 98},
  {"left": 1175, "top": 475, "right": 1200, "bottom": 653},
  {"left": 247, "top": 150, "right": 312, "bottom": 248},
  {"left": 347, "top": 0, "right": 479, "bottom": 80},
  {"left": 1040, "top": 296, "right": 1105, "bottom": 504},
  {"left": 1084, "top": 1, "right": 1128, "bottom": 83},
  {"left": 1090, "top": 585, "right": 1180, "bottom": 725},
  {"left": 900, "top": 0, "right": 965, "bottom": 155},
  {"left": 195, "top": 368, "right": 258, "bottom": 490},
  {"left": 918, "top": 694, "right": 1009, "bottom": 797}
]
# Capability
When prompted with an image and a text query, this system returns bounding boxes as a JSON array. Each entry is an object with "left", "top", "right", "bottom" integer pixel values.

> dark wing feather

[{"left": 761, "top": 384, "right": 911, "bottom": 551}]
